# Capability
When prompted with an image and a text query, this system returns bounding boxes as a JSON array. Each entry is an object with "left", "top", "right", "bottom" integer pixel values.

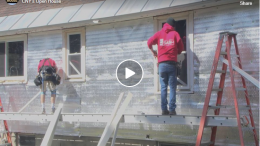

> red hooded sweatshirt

[
  {"left": 147, "top": 23, "right": 184, "bottom": 63},
  {"left": 38, "top": 58, "right": 57, "bottom": 72}
]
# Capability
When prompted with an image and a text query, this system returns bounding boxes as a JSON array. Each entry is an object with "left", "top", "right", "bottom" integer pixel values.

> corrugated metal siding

[
  {"left": 49, "top": 5, "right": 83, "bottom": 25},
  {"left": 29, "top": 8, "right": 62, "bottom": 28},
  {"left": 84, "top": 18, "right": 155, "bottom": 114},
  {"left": 142, "top": 0, "right": 173, "bottom": 11},
  {"left": 69, "top": 1, "right": 104, "bottom": 22},
  {"left": 10, "top": 11, "right": 42, "bottom": 30},
  {"left": 116, "top": 0, "right": 148, "bottom": 16},
  {"left": 0, "top": 14, "right": 24, "bottom": 31},
  {"left": 92, "top": 0, "right": 126, "bottom": 19}
]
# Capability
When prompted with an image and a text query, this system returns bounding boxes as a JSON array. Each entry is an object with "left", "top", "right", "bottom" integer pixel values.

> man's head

[{"left": 166, "top": 17, "right": 176, "bottom": 28}]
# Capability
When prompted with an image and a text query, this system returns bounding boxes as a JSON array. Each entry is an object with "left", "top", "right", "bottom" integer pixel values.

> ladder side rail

[
  {"left": 226, "top": 35, "right": 244, "bottom": 146},
  {"left": 210, "top": 46, "right": 228, "bottom": 146},
  {"left": 0, "top": 98, "right": 12, "bottom": 146},
  {"left": 233, "top": 36, "right": 258, "bottom": 146},
  {"left": 195, "top": 35, "right": 224, "bottom": 146}
]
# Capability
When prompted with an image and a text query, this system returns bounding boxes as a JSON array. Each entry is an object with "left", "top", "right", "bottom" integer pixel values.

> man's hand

[{"left": 152, "top": 50, "right": 157, "bottom": 58}]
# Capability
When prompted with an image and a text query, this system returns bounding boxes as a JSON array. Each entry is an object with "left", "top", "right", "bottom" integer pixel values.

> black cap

[{"left": 166, "top": 17, "right": 176, "bottom": 27}]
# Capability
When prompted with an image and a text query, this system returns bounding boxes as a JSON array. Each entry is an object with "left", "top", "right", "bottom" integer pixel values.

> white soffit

[
  {"left": 70, "top": 1, "right": 104, "bottom": 22},
  {"left": 116, "top": 0, "right": 148, "bottom": 16},
  {"left": 29, "top": 8, "right": 61, "bottom": 28},
  {"left": 92, "top": 0, "right": 126, "bottom": 19},
  {"left": 49, "top": 5, "right": 82, "bottom": 25},
  {"left": 11, "top": 11, "right": 42, "bottom": 30},
  {"left": 0, "top": 17, "right": 6, "bottom": 24},
  {"left": 0, "top": 14, "right": 23, "bottom": 31},
  {"left": 142, "top": 0, "right": 173, "bottom": 11},
  {"left": 171, "top": 0, "right": 201, "bottom": 6}
]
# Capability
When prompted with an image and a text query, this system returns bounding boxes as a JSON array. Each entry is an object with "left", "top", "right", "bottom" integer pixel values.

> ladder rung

[
  {"left": 205, "top": 125, "right": 216, "bottom": 127},
  {"left": 220, "top": 52, "right": 239, "bottom": 57},
  {"left": 212, "top": 88, "right": 223, "bottom": 92},
  {"left": 216, "top": 70, "right": 226, "bottom": 73},
  {"left": 236, "top": 88, "right": 246, "bottom": 91},
  {"left": 208, "top": 105, "right": 250, "bottom": 110},
  {"left": 242, "top": 127, "right": 255, "bottom": 130}
]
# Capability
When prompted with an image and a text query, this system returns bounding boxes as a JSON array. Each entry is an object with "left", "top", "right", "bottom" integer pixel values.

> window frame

[
  {"left": 0, "top": 34, "right": 28, "bottom": 83},
  {"left": 62, "top": 27, "right": 86, "bottom": 82},
  {"left": 153, "top": 11, "right": 194, "bottom": 94}
]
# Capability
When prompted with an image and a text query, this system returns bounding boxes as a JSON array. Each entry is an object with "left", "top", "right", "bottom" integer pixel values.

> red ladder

[
  {"left": 195, "top": 32, "right": 258, "bottom": 146},
  {"left": 0, "top": 97, "right": 12, "bottom": 146}
]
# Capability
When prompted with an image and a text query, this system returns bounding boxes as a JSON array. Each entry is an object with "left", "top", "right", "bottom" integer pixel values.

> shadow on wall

[{"left": 56, "top": 68, "right": 81, "bottom": 113}]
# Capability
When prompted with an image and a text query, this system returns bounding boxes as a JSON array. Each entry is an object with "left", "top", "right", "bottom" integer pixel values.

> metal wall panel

[
  {"left": 11, "top": 11, "right": 42, "bottom": 30},
  {"left": 142, "top": 0, "right": 173, "bottom": 12},
  {"left": 84, "top": 18, "right": 155, "bottom": 114},
  {"left": 171, "top": 0, "right": 201, "bottom": 7},
  {"left": 194, "top": 3, "right": 259, "bottom": 72},
  {"left": 49, "top": 5, "right": 83, "bottom": 25},
  {"left": 0, "top": 14, "right": 23, "bottom": 31},
  {"left": 70, "top": 1, "right": 104, "bottom": 22},
  {"left": 116, "top": 0, "right": 148, "bottom": 16},
  {"left": 0, "top": 16, "right": 6, "bottom": 24},
  {"left": 92, "top": 0, "right": 125, "bottom": 19},
  {"left": 29, "top": 8, "right": 61, "bottom": 28}
]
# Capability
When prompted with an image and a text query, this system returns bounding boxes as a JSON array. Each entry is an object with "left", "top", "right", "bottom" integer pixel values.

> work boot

[
  {"left": 41, "top": 108, "right": 46, "bottom": 114},
  {"left": 51, "top": 108, "right": 55, "bottom": 114},
  {"left": 169, "top": 110, "right": 177, "bottom": 115},
  {"left": 162, "top": 110, "right": 169, "bottom": 115}
]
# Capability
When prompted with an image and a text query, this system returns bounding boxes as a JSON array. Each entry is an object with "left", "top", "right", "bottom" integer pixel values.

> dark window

[
  {"left": 19, "top": 135, "right": 35, "bottom": 146},
  {"left": 69, "top": 34, "right": 81, "bottom": 53},
  {"left": 0, "top": 41, "right": 24, "bottom": 77},
  {"left": 68, "top": 34, "right": 81, "bottom": 76},
  {"left": 175, "top": 20, "right": 187, "bottom": 85},
  {"left": 7, "top": 41, "right": 24, "bottom": 76}
]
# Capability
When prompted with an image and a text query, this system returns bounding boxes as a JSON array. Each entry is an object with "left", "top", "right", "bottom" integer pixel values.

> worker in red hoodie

[
  {"left": 147, "top": 18, "right": 184, "bottom": 115},
  {"left": 38, "top": 58, "right": 58, "bottom": 114}
]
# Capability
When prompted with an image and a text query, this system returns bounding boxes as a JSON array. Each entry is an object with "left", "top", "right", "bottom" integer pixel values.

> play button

[
  {"left": 116, "top": 59, "right": 143, "bottom": 87},
  {"left": 125, "top": 68, "right": 135, "bottom": 79}
]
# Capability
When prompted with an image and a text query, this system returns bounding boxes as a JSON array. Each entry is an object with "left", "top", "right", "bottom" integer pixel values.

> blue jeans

[{"left": 159, "top": 62, "right": 177, "bottom": 112}]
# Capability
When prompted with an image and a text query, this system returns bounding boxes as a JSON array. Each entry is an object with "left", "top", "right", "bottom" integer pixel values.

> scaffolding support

[
  {"left": 220, "top": 58, "right": 260, "bottom": 88},
  {"left": 40, "top": 104, "right": 62, "bottom": 146},
  {"left": 111, "top": 122, "right": 120, "bottom": 146},
  {"left": 18, "top": 91, "right": 41, "bottom": 113},
  {"left": 97, "top": 92, "right": 124, "bottom": 146},
  {"left": 97, "top": 92, "right": 133, "bottom": 146},
  {"left": 0, "top": 113, "right": 238, "bottom": 126}
]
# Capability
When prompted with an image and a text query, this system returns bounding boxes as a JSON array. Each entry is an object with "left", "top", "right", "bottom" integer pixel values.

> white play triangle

[{"left": 125, "top": 68, "right": 135, "bottom": 79}]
